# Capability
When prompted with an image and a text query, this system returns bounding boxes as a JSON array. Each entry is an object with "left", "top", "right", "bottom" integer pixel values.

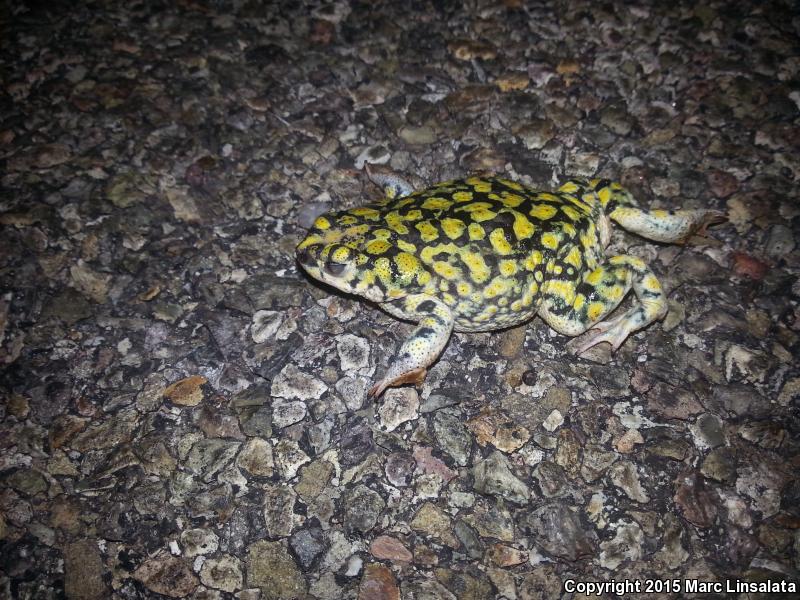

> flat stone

[
  {"left": 193, "top": 406, "right": 245, "bottom": 440},
  {"left": 369, "top": 535, "right": 412, "bottom": 562},
  {"left": 522, "top": 503, "right": 596, "bottom": 561},
  {"left": 486, "top": 543, "right": 527, "bottom": 567},
  {"left": 271, "top": 398, "right": 307, "bottom": 429},
  {"left": 554, "top": 429, "right": 582, "bottom": 476},
  {"left": 164, "top": 375, "right": 207, "bottom": 407},
  {"left": 532, "top": 461, "right": 568, "bottom": 498},
  {"left": 359, "top": 563, "right": 399, "bottom": 600},
  {"left": 581, "top": 445, "right": 618, "bottom": 482},
  {"left": 412, "top": 446, "right": 457, "bottom": 483},
  {"left": 263, "top": 484, "right": 296, "bottom": 538},
  {"left": 614, "top": 428, "right": 644, "bottom": 454},
  {"left": 69, "top": 408, "right": 138, "bottom": 452},
  {"left": 236, "top": 438, "right": 274, "bottom": 477},
  {"left": 738, "top": 420, "right": 787, "bottom": 449},
  {"left": 185, "top": 439, "right": 240, "bottom": 482},
  {"left": 271, "top": 363, "right": 327, "bottom": 401},
  {"left": 246, "top": 540, "right": 306, "bottom": 599},
  {"left": 199, "top": 554, "right": 242, "bottom": 593},
  {"left": 454, "top": 519, "right": 484, "bottom": 559},
  {"left": 700, "top": 447, "right": 737, "bottom": 482},
  {"left": 646, "top": 383, "right": 703, "bottom": 420},
  {"left": 289, "top": 527, "right": 327, "bottom": 570},
  {"left": 273, "top": 439, "right": 310, "bottom": 480},
  {"left": 342, "top": 485, "right": 385, "bottom": 534},
  {"left": 674, "top": 471, "right": 718, "bottom": 527},
  {"left": 462, "top": 503, "right": 515, "bottom": 542},
  {"left": 435, "top": 568, "right": 493, "bottom": 600},
  {"left": 541, "top": 409, "right": 564, "bottom": 432},
  {"left": 599, "top": 521, "right": 644, "bottom": 570},
  {"left": 432, "top": 410, "right": 472, "bottom": 466},
  {"left": 336, "top": 333, "right": 370, "bottom": 371},
  {"left": 295, "top": 459, "right": 335, "bottom": 502},
  {"left": 735, "top": 465, "right": 784, "bottom": 518},
  {"left": 384, "top": 452, "right": 416, "bottom": 487},
  {"left": 410, "top": 502, "right": 458, "bottom": 548},
  {"left": 69, "top": 262, "right": 110, "bottom": 303},
  {"left": 690, "top": 413, "right": 725, "bottom": 449},
  {"left": 5, "top": 469, "right": 47, "bottom": 496},
  {"left": 398, "top": 125, "right": 437, "bottom": 145},
  {"left": 378, "top": 387, "right": 419, "bottom": 432},
  {"left": 654, "top": 513, "right": 689, "bottom": 570},
  {"left": 180, "top": 528, "right": 219, "bottom": 557},
  {"left": 251, "top": 310, "right": 284, "bottom": 343},
  {"left": 64, "top": 540, "right": 108, "bottom": 600},
  {"left": 608, "top": 460, "right": 650, "bottom": 503},
  {"left": 472, "top": 451, "right": 529, "bottom": 505},
  {"left": 466, "top": 410, "right": 531, "bottom": 453},
  {"left": 133, "top": 553, "right": 198, "bottom": 598}
]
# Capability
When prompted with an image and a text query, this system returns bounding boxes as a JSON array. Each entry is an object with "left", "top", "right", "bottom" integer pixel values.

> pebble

[
  {"left": 133, "top": 553, "right": 199, "bottom": 598},
  {"left": 358, "top": 564, "right": 400, "bottom": 600},
  {"left": 342, "top": 485, "right": 385, "bottom": 534},
  {"left": 235, "top": 438, "right": 274, "bottom": 477},
  {"left": 246, "top": 540, "right": 307, "bottom": 598},
  {"left": 290, "top": 527, "right": 327, "bottom": 570},
  {"left": 472, "top": 451, "right": 530, "bottom": 505},
  {"left": 378, "top": 387, "right": 419, "bottom": 431},
  {"left": 410, "top": 502, "right": 458, "bottom": 548},
  {"left": 199, "top": 554, "right": 243, "bottom": 593},
  {"left": 522, "top": 503, "right": 597, "bottom": 561},
  {"left": 263, "top": 484, "right": 296, "bottom": 538},
  {"left": 369, "top": 535, "right": 412, "bottom": 562},
  {"left": 608, "top": 461, "right": 650, "bottom": 503},
  {"left": 271, "top": 364, "right": 328, "bottom": 401}
]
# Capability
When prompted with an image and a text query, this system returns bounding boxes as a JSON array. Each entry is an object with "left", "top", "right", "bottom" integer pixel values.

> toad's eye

[{"left": 324, "top": 262, "right": 347, "bottom": 276}]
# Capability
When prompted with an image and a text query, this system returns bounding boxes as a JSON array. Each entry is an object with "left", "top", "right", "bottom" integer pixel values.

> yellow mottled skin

[{"left": 296, "top": 174, "right": 724, "bottom": 397}]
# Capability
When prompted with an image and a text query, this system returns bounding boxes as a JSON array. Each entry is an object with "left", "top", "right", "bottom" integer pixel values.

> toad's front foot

[
  {"left": 368, "top": 367, "right": 427, "bottom": 399},
  {"left": 367, "top": 294, "right": 454, "bottom": 399}
]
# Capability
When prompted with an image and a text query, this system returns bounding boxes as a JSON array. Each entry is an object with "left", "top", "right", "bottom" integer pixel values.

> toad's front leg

[{"left": 368, "top": 294, "right": 454, "bottom": 398}]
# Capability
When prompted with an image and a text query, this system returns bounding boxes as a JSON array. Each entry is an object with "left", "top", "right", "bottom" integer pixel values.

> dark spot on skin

[
  {"left": 417, "top": 300, "right": 436, "bottom": 312},
  {"left": 594, "top": 178, "right": 611, "bottom": 190},
  {"left": 414, "top": 327, "right": 437, "bottom": 339}
]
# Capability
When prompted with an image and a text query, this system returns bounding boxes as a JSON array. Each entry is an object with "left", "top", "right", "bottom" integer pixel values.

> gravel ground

[{"left": 1, "top": 1, "right": 799, "bottom": 598}]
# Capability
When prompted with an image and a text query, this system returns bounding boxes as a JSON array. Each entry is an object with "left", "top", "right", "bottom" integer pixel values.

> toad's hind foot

[
  {"left": 572, "top": 306, "right": 654, "bottom": 355},
  {"left": 611, "top": 207, "right": 727, "bottom": 244}
]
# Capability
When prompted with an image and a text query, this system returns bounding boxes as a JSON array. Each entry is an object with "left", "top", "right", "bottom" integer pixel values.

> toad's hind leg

[
  {"left": 368, "top": 295, "right": 454, "bottom": 398},
  {"left": 594, "top": 180, "right": 725, "bottom": 243},
  {"left": 538, "top": 255, "right": 668, "bottom": 354}
]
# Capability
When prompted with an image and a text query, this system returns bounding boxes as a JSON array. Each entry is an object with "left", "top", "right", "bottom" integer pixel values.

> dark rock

[
  {"left": 289, "top": 527, "right": 327, "bottom": 571},
  {"left": 341, "top": 485, "right": 385, "bottom": 534},
  {"left": 521, "top": 503, "right": 597, "bottom": 561}
]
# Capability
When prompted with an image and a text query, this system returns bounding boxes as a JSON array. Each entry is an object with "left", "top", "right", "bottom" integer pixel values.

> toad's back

[{"left": 356, "top": 176, "right": 606, "bottom": 331}]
